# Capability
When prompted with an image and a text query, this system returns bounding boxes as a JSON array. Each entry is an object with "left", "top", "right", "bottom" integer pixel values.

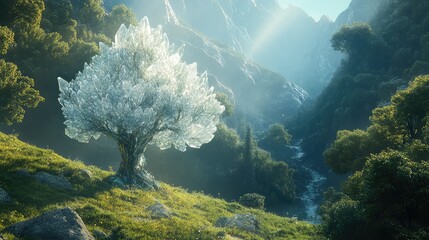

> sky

[{"left": 278, "top": 0, "right": 352, "bottom": 21}]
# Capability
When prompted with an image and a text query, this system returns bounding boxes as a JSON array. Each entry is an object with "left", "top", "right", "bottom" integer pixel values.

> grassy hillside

[{"left": 0, "top": 132, "right": 316, "bottom": 239}]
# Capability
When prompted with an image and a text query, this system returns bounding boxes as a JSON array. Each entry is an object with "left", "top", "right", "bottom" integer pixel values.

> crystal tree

[{"left": 58, "top": 17, "right": 224, "bottom": 190}]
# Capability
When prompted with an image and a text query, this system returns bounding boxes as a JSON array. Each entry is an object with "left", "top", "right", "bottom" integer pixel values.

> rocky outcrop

[
  {"left": 0, "top": 188, "right": 11, "bottom": 203},
  {"left": 34, "top": 172, "right": 73, "bottom": 190},
  {"left": 78, "top": 169, "right": 93, "bottom": 180},
  {"left": 147, "top": 202, "right": 173, "bottom": 219},
  {"left": 215, "top": 213, "right": 259, "bottom": 233},
  {"left": 6, "top": 207, "right": 94, "bottom": 240}
]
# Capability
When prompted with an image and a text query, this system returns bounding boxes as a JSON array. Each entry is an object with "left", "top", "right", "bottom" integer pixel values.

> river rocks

[
  {"left": 34, "top": 172, "right": 72, "bottom": 190},
  {"left": 215, "top": 214, "right": 259, "bottom": 233},
  {"left": 0, "top": 188, "right": 11, "bottom": 203},
  {"left": 147, "top": 202, "right": 173, "bottom": 219},
  {"left": 6, "top": 207, "right": 94, "bottom": 240}
]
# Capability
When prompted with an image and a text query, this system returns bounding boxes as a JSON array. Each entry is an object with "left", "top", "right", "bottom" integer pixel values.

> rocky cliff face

[
  {"left": 103, "top": 0, "right": 388, "bottom": 131},
  {"left": 105, "top": 0, "right": 386, "bottom": 97},
  {"left": 104, "top": 0, "right": 309, "bottom": 131},
  {"left": 164, "top": 22, "right": 308, "bottom": 131},
  {"left": 335, "top": 0, "right": 387, "bottom": 26}
]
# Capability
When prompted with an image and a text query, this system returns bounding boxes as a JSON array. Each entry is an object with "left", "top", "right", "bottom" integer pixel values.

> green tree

[
  {"left": 215, "top": 92, "right": 234, "bottom": 117},
  {"left": 321, "top": 150, "right": 429, "bottom": 239},
  {"left": 0, "top": 26, "right": 14, "bottom": 54},
  {"left": 367, "top": 105, "right": 404, "bottom": 148},
  {"left": 79, "top": 0, "right": 106, "bottom": 32},
  {"left": 199, "top": 123, "right": 241, "bottom": 170},
  {"left": 104, "top": 4, "right": 137, "bottom": 39},
  {"left": 331, "top": 23, "right": 376, "bottom": 58},
  {"left": 255, "top": 156, "right": 295, "bottom": 201},
  {"left": 0, "top": 59, "right": 44, "bottom": 125},
  {"left": 392, "top": 75, "right": 429, "bottom": 140},
  {"left": 321, "top": 75, "right": 429, "bottom": 239},
  {"left": 319, "top": 198, "right": 366, "bottom": 240},
  {"left": 359, "top": 150, "right": 429, "bottom": 237},
  {"left": 242, "top": 126, "right": 256, "bottom": 188},
  {"left": 10, "top": 0, "right": 45, "bottom": 29},
  {"left": 324, "top": 76, "right": 429, "bottom": 174},
  {"left": 324, "top": 129, "right": 370, "bottom": 174},
  {"left": 260, "top": 123, "right": 292, "bottom": 148}
]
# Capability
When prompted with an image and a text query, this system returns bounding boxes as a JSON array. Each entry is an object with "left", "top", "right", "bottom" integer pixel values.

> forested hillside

[
  {"left": 0, "top": 0, "right": 137, "bottom": 166},
  {"left": 320, "top": 75, "right": 429, "bottom": 239},
  {"left": 295, "top": 0, "right": 429, "bottom": 238},
  {"left": 2, "top": 0, "right": 429, "bottom": 238},
  {"left": 294, "top": 0, "right": 429, "bottom": 165}
]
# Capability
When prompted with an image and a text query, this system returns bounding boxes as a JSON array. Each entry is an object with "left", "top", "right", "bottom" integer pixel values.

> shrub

[{"left": 238, "top": 193, "right": 265, "bottom": 210}]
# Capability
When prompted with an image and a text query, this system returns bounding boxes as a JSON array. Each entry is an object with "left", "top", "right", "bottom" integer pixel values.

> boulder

[
  {"left": 6, "top": 207, "right": 94, "bottom": 240},
  {"left": 215, "top": 214, "right": 259, "bottom": 233},
  {"left": 34, "top": 172, "right": 72, "bottom": 190},
  {"left": 78, "top": 169, "right": 93, "bottom": 180},
  {"left": 147, "top": 202, "right": 173, "bottom": 219},
  {"left": 0, "top": 188, "right": 11, "bottom": 203}
]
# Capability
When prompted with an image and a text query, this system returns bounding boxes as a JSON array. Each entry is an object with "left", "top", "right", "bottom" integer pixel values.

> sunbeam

[{"left": 247, "top": 10, "right": 293, "bottom": 58}]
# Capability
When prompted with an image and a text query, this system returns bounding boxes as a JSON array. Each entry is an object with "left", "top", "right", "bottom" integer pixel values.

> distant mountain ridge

[
  {"left": 104, "top": 0, "right": 309, "bottom": 132},
  {"left": 104, "top": 0, "right": 386, "bottom": 97}
]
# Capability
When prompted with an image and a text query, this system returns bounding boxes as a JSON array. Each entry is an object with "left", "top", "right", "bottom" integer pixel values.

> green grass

[{"left": 0, "top": 132, "right": 317, "bottom": 239}]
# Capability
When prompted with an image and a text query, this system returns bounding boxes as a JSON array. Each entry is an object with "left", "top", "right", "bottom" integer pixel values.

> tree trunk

[{"left": 112, "top": 141, "right": 160, "bottom": 190}]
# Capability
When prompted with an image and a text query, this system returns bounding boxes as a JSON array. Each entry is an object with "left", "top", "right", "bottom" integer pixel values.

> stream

[
  {"left": 300, "top": 166, "right": 327, "bottom": 223},
  {"left": 270, "top": 139, "right": 327, "bottom": 223}
]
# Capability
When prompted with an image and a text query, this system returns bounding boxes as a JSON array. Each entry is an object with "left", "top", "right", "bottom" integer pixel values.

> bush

[{"left": 238, "top": 193, "right": 265, "bottom": 210}]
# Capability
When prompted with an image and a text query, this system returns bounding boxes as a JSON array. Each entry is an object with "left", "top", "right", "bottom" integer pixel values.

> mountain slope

[
  {"left": 296, "top": 0, "right": 429, "bottom": 165},
  {"left": 163, "top": 23, "right": 308, "bottom": 131},
  {"left": 105, "top": 0, "right": 387, "bottom": 96},
  {"left": 104, "top": 0, "right": 309, "bottom": 131},
  {"left": 0, "top": 132, "right": 316, "bottom": 239},
  {"left": 1, "top": 0, "right": 308, "bottom": 169}
]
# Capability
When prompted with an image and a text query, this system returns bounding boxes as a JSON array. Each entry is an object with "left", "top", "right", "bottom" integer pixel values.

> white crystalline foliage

[{"left": 58, "top": 17, "right": 224, "bottom": 152}]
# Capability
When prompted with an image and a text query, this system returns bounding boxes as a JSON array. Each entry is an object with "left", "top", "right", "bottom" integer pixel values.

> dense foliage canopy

[
  {"left": 294, "top": 0, "right": 429, "bottom": 164},
  {"left": 0, "top": 60, "right": 44, "bottom": 125},
  {"left": 0, "top": 0, "right": 137, "bottom": 140},
  {"left": 320, "top": 75, "right": 429, "bottom": 239}
]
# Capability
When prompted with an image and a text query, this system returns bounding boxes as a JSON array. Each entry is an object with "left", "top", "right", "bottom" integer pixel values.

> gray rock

[
  {"left": 215, "top": 214, "right": 259, "bottom": 233},
  {"left": 78, "top": 169, "right": 93, "bottom": 180},
  {"left": 0, "top": 188, "right": 11, "bottom": 203},
  {"left": 6, "top": 207, "right": 94, "bottom": 240},
  {"left": 34, "top": 172, "right": 73, "bottom": 190},
  {"left": 147, "top": 202, "right": 172, "bottom": 219}
]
